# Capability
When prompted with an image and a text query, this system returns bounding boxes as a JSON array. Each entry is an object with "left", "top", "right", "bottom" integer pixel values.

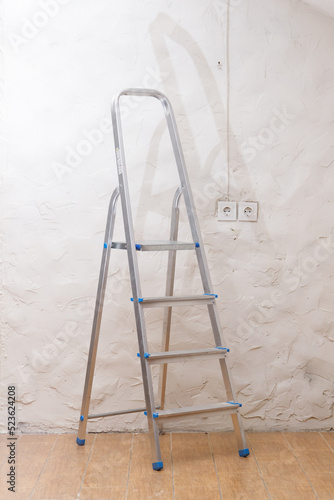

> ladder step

[
  {"left": 153, "top": 402, "right": 242, "bottom": 419},
  {"left": 111, "top": 240, "right": 199, "bottom": 251},
  {"left": 131, "top": 294, "right": 217, "bottom": 308},
  {"left": 142, "top": 347, "right": 229, "bottom": 364}
]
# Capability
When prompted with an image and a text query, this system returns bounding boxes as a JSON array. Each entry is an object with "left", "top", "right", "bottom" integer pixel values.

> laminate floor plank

[
  {"left": 210, "top": 433, "right": 269, "bottom": 500},
  {"left": 0, "top": 434, "right": 56, "bottom": 500},
  {"left": 172, "top": 433, "right": 221, "bottom": 500},
  {"left": 307, "top": 473, "right": 334, "bottom": 500},
  {"left": 248, "top": 432, "right": 317, "bottom": 499}
]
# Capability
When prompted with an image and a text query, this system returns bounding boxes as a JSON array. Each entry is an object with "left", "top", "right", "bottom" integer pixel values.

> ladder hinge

[
  {"left": 131, "top": 298, "right": 144, "bottom": 303},
  {"left": 137, "top": 353, "right": 150, "bottom": 358},
  {"left": 195, "top": 242, "right": 200, "bottom": 248}
]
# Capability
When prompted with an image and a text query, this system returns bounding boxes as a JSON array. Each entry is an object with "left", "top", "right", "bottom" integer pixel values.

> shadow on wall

[
  {"left": 301, "top": 0, "right": 334, "bottom": 18},
  {"left": 136, "top": 11, "right": 270, "bottom": 295},
  {"left": 130, "top": 6, "right": 334, "bottom": 429}
]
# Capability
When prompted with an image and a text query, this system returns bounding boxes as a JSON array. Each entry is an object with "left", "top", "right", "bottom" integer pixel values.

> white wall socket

[
  {"left": 217, "top": 201, "right": 237, "bottom": 221},
  {"left": 238, "top": 201, "right": 258, "bottom": 221}
]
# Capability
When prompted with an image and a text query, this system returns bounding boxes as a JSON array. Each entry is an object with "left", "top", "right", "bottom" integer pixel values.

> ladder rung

[
  {"left": 144, "top": 347, "right": 229, "bottom": 364},
  {"left": 154, "top": 402, "right": 242, "bottom": 419},
  {"left": 132, "top": 294, "right": 217, "bottom": 308},
  {"left": 111, "top": 240, "right": 199, "bottom": 251}
]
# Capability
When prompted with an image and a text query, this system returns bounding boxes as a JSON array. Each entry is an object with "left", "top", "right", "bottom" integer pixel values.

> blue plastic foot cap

[
  {"left": 239, "top": 448, "right": 250, "bottom": 457},
  {"left": 152, "top": 461, "right": 163, "bottom": 471},
  {"left": 80, "top": 415, "right": 84, "bottom": 421},
  {"left": 76, "top": 437, "right": 85, "bottom": 446},
  {"left": 104, "top": 243, "right": 107, "bottom": 248}
]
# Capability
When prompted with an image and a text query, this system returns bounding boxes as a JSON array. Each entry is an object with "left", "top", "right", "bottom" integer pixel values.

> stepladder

[{"left": 76, "top": 88, "right": 249, "bottom": 470}]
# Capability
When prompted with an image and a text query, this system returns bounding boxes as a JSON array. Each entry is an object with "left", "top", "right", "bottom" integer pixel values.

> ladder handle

[
  {"left": 172, "top": 186, "right": 183, "bottom": 210},
  {"left": 111, "top": 89, "right": 205, "bottom": 271},
  {"left": 112, "top": 89, "right": 211, "bottom": 285}
]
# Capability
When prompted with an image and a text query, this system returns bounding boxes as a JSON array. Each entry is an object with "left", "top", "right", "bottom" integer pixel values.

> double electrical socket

[{"left": 217, "top": 201, "right": 258, "bottom": 222}]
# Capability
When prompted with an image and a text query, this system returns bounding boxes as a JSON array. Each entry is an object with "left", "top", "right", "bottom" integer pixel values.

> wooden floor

[{"left": 0, "top": 432, "right": 334, "bottom": 499}]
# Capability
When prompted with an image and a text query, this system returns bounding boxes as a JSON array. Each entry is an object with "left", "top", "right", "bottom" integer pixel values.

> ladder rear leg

[
  {"left": 158, "top": 187, "right": 183, "bottom": 413},
  {"left": 77, "top": 188, "right": 120, "bottom": 445}
]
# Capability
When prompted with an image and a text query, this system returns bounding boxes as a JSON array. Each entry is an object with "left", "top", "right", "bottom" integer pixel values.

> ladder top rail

[{"left": 112, "top": 88, "right": 172, "bottom": 113}]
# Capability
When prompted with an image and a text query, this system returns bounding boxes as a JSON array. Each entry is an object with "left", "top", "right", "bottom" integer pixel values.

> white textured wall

[{"left": 1, "top": 0, "right": 333, "bottom": 434}]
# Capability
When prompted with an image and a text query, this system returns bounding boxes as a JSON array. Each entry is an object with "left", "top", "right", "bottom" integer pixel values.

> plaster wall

[{"left": 0, "top": 0, "right": 333, "bottom": 433}]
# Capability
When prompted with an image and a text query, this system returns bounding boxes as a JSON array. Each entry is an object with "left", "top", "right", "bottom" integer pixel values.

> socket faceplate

[
  {"left": 238, "top": 201, "right": 258, "bottom": 221},
  {"left": 218, "top": 201, "right": 237, "bottom": 221}
]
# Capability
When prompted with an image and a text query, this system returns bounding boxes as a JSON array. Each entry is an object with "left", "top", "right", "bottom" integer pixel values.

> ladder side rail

[
  {"left": 150, "top": 90, "right": 248, "bottom": 453},
  {"left": 219, "top": 358, "right": 248, "bottom": 452},
  {"left": 77, "top": 187, "right": 119, "bottom": 444},
  {"left": 158, "top": 93, "right": 231, "bottom": 347},
  {"left": 158, "top": 94, "right": 213, "bottom": 290},
  {"left": 158, "top": 187, "right": 183, "bottom": 411},
  {"left": 111, "top": 93, "right": 162, "bottom": 468}
]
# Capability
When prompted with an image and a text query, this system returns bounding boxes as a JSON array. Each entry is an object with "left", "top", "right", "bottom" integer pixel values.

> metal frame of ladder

[{"left": 76, "top": 88, "right": 249, "bottom": 470}]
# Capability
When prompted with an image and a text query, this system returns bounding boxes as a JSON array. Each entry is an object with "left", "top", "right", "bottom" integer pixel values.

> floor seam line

[
  {"left": 282, "top": 432, "right": 319, "bottom": 499},
  {"left": 208, "top": 433, "right": 223, "bottom": 500},
  {"left": 319, "top": 431, "right": 334, "bottom": 452},
  {"left": 124, "top": 432, "right": 134, "bottom": 500},
  {"left": 28, "top": 433, "right": 59, "bottom": 500},
  {"left": 76, "top": 433, "right": 97, "bottom": 499},
  {"left": 248, "top": 438, "right": 271, "bottom": 500},
  {"left": 171, "top": 433, "right": 175, "bottom": 500}
]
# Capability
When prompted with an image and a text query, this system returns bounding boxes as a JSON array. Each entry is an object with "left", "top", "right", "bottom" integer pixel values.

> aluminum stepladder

[{"left": 76, "top": 88, "right": 249, "bottom": 470}]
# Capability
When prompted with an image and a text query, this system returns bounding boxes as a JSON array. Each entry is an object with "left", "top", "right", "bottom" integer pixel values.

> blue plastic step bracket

[{"left": 144, "top": 411, "right": 159, "bottom": 418}]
